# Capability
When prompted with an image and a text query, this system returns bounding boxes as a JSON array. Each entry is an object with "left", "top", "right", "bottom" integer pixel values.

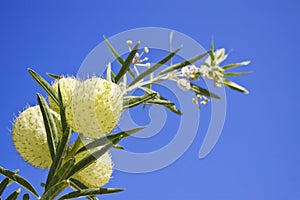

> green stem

[{"left": 65, "top": 136, "right": 82, "bottom": 160}]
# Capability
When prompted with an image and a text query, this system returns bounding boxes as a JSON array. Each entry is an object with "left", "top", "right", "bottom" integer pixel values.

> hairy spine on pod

[
  {"left": 12, "top": 106, "right": 62, "bottom": 168},
  {"left": 49, "top": 77, "right": 80, "bottom": 132},
  {"left": 72, "top": 77, "right": 123, "bottom": 139},
  {"left": 72, "top": 141, "right": 113, "bottom": 188}
]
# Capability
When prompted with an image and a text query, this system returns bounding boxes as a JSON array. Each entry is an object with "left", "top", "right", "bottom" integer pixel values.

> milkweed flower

[{"left": 177, "top": 78, "right": 191, "bottom": 91}]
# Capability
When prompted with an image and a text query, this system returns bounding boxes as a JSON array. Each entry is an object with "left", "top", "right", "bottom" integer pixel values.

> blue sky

[{"left": 0, "top": 0, "right": 300, "bottom": 199}]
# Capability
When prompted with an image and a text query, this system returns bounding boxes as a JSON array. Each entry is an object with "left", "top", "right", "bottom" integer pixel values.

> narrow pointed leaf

[
  {"left": 113, "top": 144, "right": 125, "bottom": 150},
  {"left": 47, "top": 73, "right": 62, "bottom": 80},
  {"left": 76, "top": 127, "right": 145, "bottom": 154},
  {"left": 41, "top": 181, "right": 69, "bottom": 200},
  {"left": 115, "top": 42, "right": 140, "bottom": 83},
  {"left": 221, "top": 61, "right": 250, "bottom": 70},
  {"left": 190, "top": 84, "right": 221, "bottom": 99},
  {"left": 57, "top": 83, "right": 68, "bottom": 132},
  {"left": 28, "top": 69, "right": 59, "bottom": 105},
  {"left": 145, "top": 99, "right": 182, "bottom": 115},
  {"left": 0, "top": 167, "right": 39, "bottom": 198},
  {"left": 158, "top": 51, "right": 209, "bottom": 76},
  {"left": 223, "top": 71, "right": 251, "bottom": 76},
  {"left": 58, "top": 188, "right": 124, "bottom": 199},
  {"left": 103, "top": 36, "right": 124, "bottom": 65},
  {"left": 6, "top": 188, "right": 21, "bottom": 200},
  {"left": 129, "top": 48, "right": 181, "bottom": 87},
  {"left": 222, "top": 78, "right": 249, "bottom": 94},
  {"left": 22, "top": 194, "right": 29, "bottom": 200},
  {"left": 123, "top": 93, "right": 157, "bottom": 109},
  {"left": 210, "top": 38, "right": 215, "bottom": 60},
  {"left": 37, "top": 94, "right": 58, "bottom": 160},
  {"left": 45, "top": 127, "right": 72, "bottom": 189},
  {"left": 46, "top": 158, "right": 75, "bottom": 190},
  {"left": 69, "top": 178, "right": 98, "bottom": 200},
  {"left": 0, "top": 178, "right": 9, "bottom": 196}
]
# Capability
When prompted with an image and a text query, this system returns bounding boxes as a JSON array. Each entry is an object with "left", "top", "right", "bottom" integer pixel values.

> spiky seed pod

[
  {"left": 12, "top": 106, "right": 62, "bottom": 168},
  {"left": 72, "top": 77, "right": 123, "bottom": 138},
  {"left": 72, "top": 141, "right": 113, "bottom": 188},
  {"left": 49, "top": 77, "right": 80, "bottom": 132}
]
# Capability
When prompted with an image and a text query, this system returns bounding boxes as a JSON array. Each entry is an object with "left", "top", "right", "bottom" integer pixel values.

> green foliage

[{"left": 1, "top": 35, "right": 250, "bottom": 199}]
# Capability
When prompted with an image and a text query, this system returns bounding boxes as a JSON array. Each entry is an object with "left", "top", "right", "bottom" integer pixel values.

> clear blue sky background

[{"left": 0, "top": 0, "right": 300, "bottom": 199}]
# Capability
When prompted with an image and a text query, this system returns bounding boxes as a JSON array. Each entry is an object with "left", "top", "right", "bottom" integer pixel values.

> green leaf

[
  {"left": 113, "top": 144, "right": 125, "bottom": 150},
  {"left": 58, "top": 188, "right": 124, "bottom": 200},
  {"left": 67, "top": 142, "right": 113, "bottom": 178},
  {"left": 28, "top": 68, "right": 59, "bottom": 105},
  {"left": 115, "top": 42, "right": 140, "bottom": 83},
  {"left": 190, "top": 84, "right": 221, "bottom": 99},
  {"left": 69, "top": 178, "right": 99, "bottom": 200},
  {"left": 223, "top": 71, "right": 251, "bottom": 76},
  {"left": 22, "top": 194, "right": 29, "bottom": 200},
  {"left": 221, "top": 61, "right": 250, "bottom": 70},
  {"left": 123, "top": 93, "right": 157, "bottom": 109},
  {"left": 45, "top": 127, "right": 72, "bottom": 190},
  {"left": 210, "top": 37, "right": 215, "bottom": 60},
  {"left": 37, "top": 94, "right": 58, "bottom": 161},
  {"left": 0, "top": 167, "right": 39, "bottom": 198},
  {"left": 6, "top": 188, "right": 21, "bottom": 200},
  {"left": 76, "top": 127, "right": 145, "bottom": 154},
  {"left": 103, "top": 36, "right": 124, "bottom": 65},
  {"left": 47, "top": 73, "right": 62, "bottom": 80},
  {"left": 0, "top": 178, "right": 9, "bottom": 196},
  {"left": 69, "top": 178, "right": 88, "bottom": 189},
  {"left": 129, "top": 48, "right": 181, "bottom": 87},
  {"left": 103, "top": 36, "right": 135, "bottom": 79},
  {"left": 41, "top": 181, "right": 69, "bottom": 200},
  {"left": 70, "top": 178, "right": 98, "bottom": 200},
  {"left": 222, "top": 78, "right": 249, "bottom": 94},
  {"left": 158, "top": 51, "right": 209, "bottom": 76},
  {"left": 46, "top": 158, "right": 75, "bottom": 190},
  {"left": 145, "top": 98, "right": 182, "bottom": 115},
  {"left": 57, "top": 83, "right": 68, "bottom": 132},
  {"left": 139, "top": 87, "right": 182, "bottom": 115}
]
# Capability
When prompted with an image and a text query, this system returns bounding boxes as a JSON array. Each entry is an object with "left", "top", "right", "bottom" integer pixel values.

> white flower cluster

[
  {"left": 127, "top": 40, "right": 151, "bottom": 75},
  {"left": 175, "top": 48, "right": 230, "bottom": 92}
]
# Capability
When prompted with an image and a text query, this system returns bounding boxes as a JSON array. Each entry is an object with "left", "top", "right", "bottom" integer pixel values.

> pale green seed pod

[
  {"left": 12, "top": 106, "right": 62, "bottom": 168},
  {"left": 72, "top": 77, "right": 123, "bottom": 138},
  {"left": 72, "top": 141, "right": 113, "bottom": 188},
  {"left": 49, "top": 77, "right": 80, "bottom": 132}
]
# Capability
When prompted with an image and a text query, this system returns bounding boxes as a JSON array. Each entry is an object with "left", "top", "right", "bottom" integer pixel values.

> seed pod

[
  {"left": 72, "top": 141, "right": 113, "bottom": 188},
  {"left": 49, "top": 77, "right": 80, "bottom": 131},
  {"left": 12, "top": 106, "right": 62, "bottom": 168},
  {"left": 72, "top": 77, "right": 123, "bottom": 138}
]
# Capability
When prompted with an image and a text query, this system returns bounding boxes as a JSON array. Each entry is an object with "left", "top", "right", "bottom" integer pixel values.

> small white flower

[
  {"left": 177, "top": 79, "right": 191, "bottom": 91},
  {"left": 189, "top": 65, "right": 199, "bottom": 74},
  {"left": 143, "top": 47, "right": 149, "bottom": 53},
  {"left": 181, "top": 66, "right": 190, "bottom": 76},
  {"left": 126, "top": 40, "right": 133, "bottom": 46},
  {"left": 199, "top": 65, "right": 210, "bottom": 78},
  {"left": 181, "top": 65, "right": 199, "bottom": 78}
]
